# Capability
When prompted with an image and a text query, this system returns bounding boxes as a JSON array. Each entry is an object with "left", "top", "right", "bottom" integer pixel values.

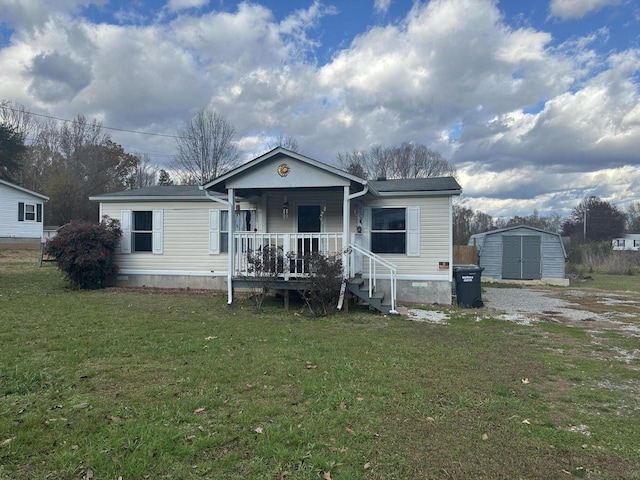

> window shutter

[
  {"left": 120, "top": 210, "right": 131, "bottom": 254},
  {"left": 209, "top": 209, "right": 220, "bottom": 254},
  {"left": 152, "top": 210, "right": 163, "bottom": 254},
  {"left": 36, "top": 204, "right": 42, "bottom": 223},
  {"left": 406, "top": 205, "right": 420, "bottom": 257},
  {"left": 18, "top": 202, "right": 24, "bottom": 221}
]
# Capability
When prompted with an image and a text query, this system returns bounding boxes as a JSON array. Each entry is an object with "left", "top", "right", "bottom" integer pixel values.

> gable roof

[
  {"left": 201, "top": 147, "right": 366, "bottom": 192},
  {"left": 471, "top": 225, "right": 561, "bottom": 238},
  {"left": 0, "top": 179, "right": 49, "bottom": 201}
]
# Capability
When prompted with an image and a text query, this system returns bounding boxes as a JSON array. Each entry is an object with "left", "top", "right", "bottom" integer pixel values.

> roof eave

[
  {"left": 369, "top": 189, "right": 462, "bottom": 197},
  {"left": 89, "top": 195, "right": 210, "bottom": 202}
]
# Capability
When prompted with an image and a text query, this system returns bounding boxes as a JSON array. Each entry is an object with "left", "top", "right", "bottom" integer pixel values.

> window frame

[
  {"left": 370, "top": 207, "right": 407, "bottom": 254},
  {"left": 132, "top": 211, "right": 153, "bottom": 253},
  {"left": 24, "top": 203, "right": 36, "bottom": 221}
]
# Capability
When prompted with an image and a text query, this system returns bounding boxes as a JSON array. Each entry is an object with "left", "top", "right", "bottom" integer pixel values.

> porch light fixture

[{"left": 282, "top": 197, "right": 289, "bottom": 219}]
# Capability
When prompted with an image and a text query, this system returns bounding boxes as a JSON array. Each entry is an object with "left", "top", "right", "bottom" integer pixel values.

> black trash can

[{"left": 453, "top": 266, "right": 484, "bottom": 308}]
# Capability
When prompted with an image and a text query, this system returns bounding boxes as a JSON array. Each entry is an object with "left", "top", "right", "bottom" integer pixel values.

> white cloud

[
  {"left": 166, "top": 0, "right": 209, "bottom": 13},
  {"left": 549, "top": 0, "right": 620, "bottom": 20},
  {"left": 374, "top": 0, "right": 392, "bottom": 15},
  {"left": 0, "top": 0, "right": 638, "bottom": 218}
]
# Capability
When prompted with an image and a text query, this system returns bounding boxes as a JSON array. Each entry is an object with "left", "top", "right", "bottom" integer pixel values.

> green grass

[
  {"left": 1, "top": 255, "right": 639, "bottom": 479},
  {"left": 570, "top": 271, "right": 639, "bottom": 291}
]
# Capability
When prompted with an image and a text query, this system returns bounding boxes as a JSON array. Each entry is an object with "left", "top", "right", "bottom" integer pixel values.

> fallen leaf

[
  {"left": 346, "top": 427, "right": 355, "bottom": 434},
  {"left": 1, "top": 437, "right": 15, "bottom": 446},
  {"left": 522, "top": 419, "right": 531, "bottom": 424},
  {"left": 521, "top": 378, "right": 530, "bottom": 384},
  {"left": 321, "top": 472, "right": 332, "bottom": 480},
  {"left": 426, "top": 416, "right": 435, "bottom": 422},
  {"left": 356, "top": 397, "right": 364, "bottom": 401},
  {"left": 305, "top": 361, "right": 317, "bottom": 369},
  {"left": 73, "top": 403, "right": 90, "bottom": 410},
  {"left": 204, "top": 336, "right": 218, "bottom": 340},
  {"left": 339, "top": 402, "right": 347, "bottom": 410},
  {"left": 482, "top": 433, "right": 489, "bottom": 441},
  {"left": 364, "top": 462, "right": 371, "bottom": 469},
  {"left": 254, "top": 427, "right": 264, "bottom": 434},
  {"left": 109, "top": 416, "right": 121, "bottom": 423},
  {"left": 194, "top": 407, "right": 206, "bottom": 414}
]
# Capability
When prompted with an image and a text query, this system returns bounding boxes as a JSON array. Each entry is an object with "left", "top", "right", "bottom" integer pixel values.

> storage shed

[{"left": 468, "top": 225, "right": 567, "bottom": 283}]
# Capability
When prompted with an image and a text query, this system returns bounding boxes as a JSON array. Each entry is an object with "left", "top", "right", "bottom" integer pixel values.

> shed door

[
  {"left": 502, "top": 236, "right": 541, "bottom": 280},
  {"left": 521, "top": 236, "right": 541, "bottom": 280},
  {"left": 502, "top": 237, "right": 522, "bottom": 279}
]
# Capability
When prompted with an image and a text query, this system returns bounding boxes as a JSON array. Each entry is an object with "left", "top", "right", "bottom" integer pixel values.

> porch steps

[{"left": 346, "top": 275, "right": 393, "bottom": 315}]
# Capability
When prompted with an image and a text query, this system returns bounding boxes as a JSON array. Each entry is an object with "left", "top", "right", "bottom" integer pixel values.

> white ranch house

[
  {"left": 90, "top": 148, "right": 461, "bottom": 312},
  {"left": 612, "top": 234, "right": 640, "bottom": 251},
  {"left": 0, "top": 179, "right": 48, "bottom": 242}
]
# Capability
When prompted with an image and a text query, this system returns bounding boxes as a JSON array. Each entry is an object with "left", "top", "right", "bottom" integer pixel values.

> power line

[{"left": 1, "top": 105, "right": 181, "bottom": 139}]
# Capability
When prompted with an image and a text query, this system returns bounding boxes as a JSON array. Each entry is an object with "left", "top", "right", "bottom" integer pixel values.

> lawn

[{"left": 1, "top": 250, "right": 639, "bottom": 479}]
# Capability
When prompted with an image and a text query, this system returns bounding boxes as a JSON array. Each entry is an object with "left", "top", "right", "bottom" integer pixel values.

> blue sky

[{"left": 0, "top": 0, "right": 639, "bottom": 219}]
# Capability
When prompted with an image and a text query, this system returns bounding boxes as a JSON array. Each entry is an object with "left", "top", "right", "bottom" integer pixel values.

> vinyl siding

[
  {"left": 0, "top": 183, "right": 45, "bottom": 239},
  {"left": 102, "top": 202, "right": 229, "bottom": 274},
  {"left": 363, "top": 195, "right": 451, "bottom": 278},
  {"left": 476, "top": 227, "right": 565, "bottom": 279}
]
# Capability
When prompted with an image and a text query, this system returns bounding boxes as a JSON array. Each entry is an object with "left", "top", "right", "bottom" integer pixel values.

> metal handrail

[{"left": 347, "top": 243, "right": 397, "bottom": 313}]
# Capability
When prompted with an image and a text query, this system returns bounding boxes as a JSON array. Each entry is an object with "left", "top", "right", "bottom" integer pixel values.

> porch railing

[
  {"left": 233, "top": 232, "right": 343, "bottom": 279},
  {"left": 346, "top": 243, "right": 397, "bottom": 314}
]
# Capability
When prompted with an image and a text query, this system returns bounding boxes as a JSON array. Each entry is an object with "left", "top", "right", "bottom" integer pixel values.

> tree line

[
  {"left": 454, "top": 196, "right": 640, "bottom": 245},
  {"left": 2, "top": 100, "right": 638, "bottom": 239}
]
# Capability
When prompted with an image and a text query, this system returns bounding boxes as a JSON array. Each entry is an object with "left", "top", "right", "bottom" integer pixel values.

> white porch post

[
  {"left": 227, "top": 188, "right": 235, "bottom": 305},
  {"left": 342, "top": 186, "right": 350, "bottom": 280}
]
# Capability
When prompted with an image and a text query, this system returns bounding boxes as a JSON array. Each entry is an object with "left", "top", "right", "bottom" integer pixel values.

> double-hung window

[
  {"left": 371, "top": 208, "right": 406, "bottom": 254},
  {"left": 120, "top": 210, "right": 163, "bottom": 254},
  {"left": 220, "top": 210, "right": 253, "bottom": 253},
  {"left": 18, "top": 202, "right": 42, "bottom": 222},
  {"left": 369, "top": 206, "right": 420, "bottom": 256},
  {"left": 132, "top": 211, "right": 153, "bottom": 252}
]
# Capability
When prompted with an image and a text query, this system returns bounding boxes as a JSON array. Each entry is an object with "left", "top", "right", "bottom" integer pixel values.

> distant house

[
  {"left": 90, "top": 148, "right": 462, "bottom": 311},
  {"left": 612, "top": 234, "right": 640, "bottom": 251},
  {"left": 0, "top": 179, "right": 49, "bottom": 242},
  {"left": 469, "top": 225, "right": 567, "bottom": 284}
]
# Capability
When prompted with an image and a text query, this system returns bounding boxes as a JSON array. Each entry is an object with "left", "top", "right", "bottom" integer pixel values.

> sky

[{"left": 0, "top": 0, "right": 639, "bottom": 220}]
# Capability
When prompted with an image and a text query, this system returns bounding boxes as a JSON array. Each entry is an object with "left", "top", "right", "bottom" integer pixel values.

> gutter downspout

[
  {"left": 344, "top": 184, "right": 369, "bottom": 279},
  {"left": 202, "top": 188, "right": 233, "bottom": 305}
]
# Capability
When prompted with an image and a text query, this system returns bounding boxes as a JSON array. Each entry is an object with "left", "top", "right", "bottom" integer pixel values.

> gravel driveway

[{"left": 408, "top": 286, "right": 640, "bottom": 338}]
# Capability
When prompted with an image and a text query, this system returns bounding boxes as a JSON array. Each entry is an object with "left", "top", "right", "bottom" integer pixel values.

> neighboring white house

[
  {"left": 0, "top": 179, "right": 49, "bottom": 241},
  {"left": 612, "top": 234, "right": 640, "bottom": 251},
  {"left": 90, "top": 148, "right": 462, "bottom": 311}
]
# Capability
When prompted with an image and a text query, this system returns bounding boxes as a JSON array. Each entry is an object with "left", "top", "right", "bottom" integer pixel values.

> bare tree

[
  {"left": 266, "top": 133, "right": 301, "bottom": 153},
  {"left": 336, "top": 149, "right": 371, "bottom": 178},
  {"left": 625, "top": 202, "right": 640, "bottom": 233},
  {"left": 336, "top": 143, "right": 455, "bottom": 180},
  {"left": 0, "top": 100, "right": 38, "bottom": 143},
  {"left": 127, "top": 153, "right": 158, "bottom": 189},
  {"left": 172, "top": 108, "right": 240, "bottom": 185}
]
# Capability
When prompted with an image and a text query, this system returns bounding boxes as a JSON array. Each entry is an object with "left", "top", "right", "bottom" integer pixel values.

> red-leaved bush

[{"left": 45, "top": 216, "right": 122, "bottom": 289}]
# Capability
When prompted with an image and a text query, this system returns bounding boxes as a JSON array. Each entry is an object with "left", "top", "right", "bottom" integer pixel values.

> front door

[{"left": 297, "top": 205, "right": 321, "bottom": 256}]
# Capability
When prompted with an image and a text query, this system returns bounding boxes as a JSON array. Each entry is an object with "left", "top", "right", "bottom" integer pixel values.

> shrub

[
  {"left": 299, "top": 251, "right": 343, "bottom": 317},
  {"left": 243, "top": 245, "right": 285, "bottom": 312},
  {"left": 45, "top": 216, "right": 122, "bottom": 289}
]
